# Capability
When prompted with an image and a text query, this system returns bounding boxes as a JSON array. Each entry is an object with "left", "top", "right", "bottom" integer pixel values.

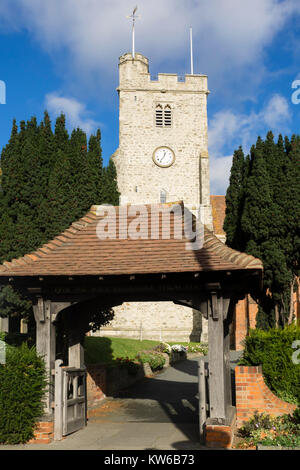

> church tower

[
  {"left": 104, "top": 51, "right": 213, "bottom": 342},
  {"left": 113, "top": 52, "right": 213, "bottom": 228}
]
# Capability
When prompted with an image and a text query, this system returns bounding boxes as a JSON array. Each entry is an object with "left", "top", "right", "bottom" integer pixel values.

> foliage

[
  {"left": 137, "top": 350, "right": 166, "bottom": 371},
  {"left": 115, "top": 357, "right": 140, "bottom": 376},
  {"left": 154, "top": 342, "right": 172, "bottom": 354},
  {"left": 0, "top": 114, "right": 120, "bottom": 329},
  {"left": 237, "top": 411, "right": 300, "bottom": 449},
  {"left": 88, "top": 307, "right": 115, "bottom": 333},
  {"left": 169, "top": 341, "right": 208, "bottom": 355},
  {"left": 239, "top": 325, "right": 300, "bottom": 403},
  {"left": 185, "top": 343, "right": 208, "bottom": 355},
  {"left": 0, "top": 342, "right": 47, "bottom": 444},
  {"left": 223, "top": 132, "right": 300, "bottom": 327}
]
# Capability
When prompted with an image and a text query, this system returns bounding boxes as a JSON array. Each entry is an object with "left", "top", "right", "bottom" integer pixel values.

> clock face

[{"left": 153, "top": 147, "right": 175, "bottom": 168}]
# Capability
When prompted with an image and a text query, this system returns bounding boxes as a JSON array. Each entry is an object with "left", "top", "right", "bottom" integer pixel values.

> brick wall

[
  {"left": 28, "top": 420, "right": 54, "bottom": 444},
  {"left": 86, "top": 364, "right": 107, "bottom": 407},
  {"left": 205, "top": 423, "right": 235, "bottom": 449},
  {"left": 235, "top": 365, "right": 297, "bottom": 427}
]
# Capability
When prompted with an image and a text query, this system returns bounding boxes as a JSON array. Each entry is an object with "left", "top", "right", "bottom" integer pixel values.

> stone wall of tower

[
  {"left": 113, "top": 52, "right": 212, "bottom": 228},
  {"left": 96, "top": 52, "right": 212, "bottom": 344}
]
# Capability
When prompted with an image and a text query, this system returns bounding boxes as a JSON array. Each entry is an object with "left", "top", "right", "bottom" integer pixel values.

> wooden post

[
  {"left": 33, "top": 298, "right": 56, "bottom": 415},
  {"left": 198, "top": 359, "right": 207, "bottom": 443},
  {"left": 207, "top": 290, "right": 232, "bottom": 422},
  {"left": 68, "top": 327, "right": 85, "bottom": 368},
  {"left": 54, "top": 359, "right": 63, "bottom": 441}
]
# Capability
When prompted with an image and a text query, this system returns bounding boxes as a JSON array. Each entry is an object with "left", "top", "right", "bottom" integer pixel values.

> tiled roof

[
  {"left": 211, "top": 195, "right": 226, "bottom": 236},
  {"left": 0, "top": 203, "right": 262, "bottom": 277}
]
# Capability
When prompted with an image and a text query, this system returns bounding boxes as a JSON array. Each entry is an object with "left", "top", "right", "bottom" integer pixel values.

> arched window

[{"left": 155, "top": 105, "right": 163, "bottom": 127}]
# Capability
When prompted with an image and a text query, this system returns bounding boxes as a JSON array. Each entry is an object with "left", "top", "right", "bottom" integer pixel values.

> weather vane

[{"left": 126, "top": 6, "right": 141, "bottom": 60}]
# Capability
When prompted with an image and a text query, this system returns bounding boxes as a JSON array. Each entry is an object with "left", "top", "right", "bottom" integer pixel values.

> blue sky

[{"left": 1, "top": 0, "right": 300, "bottom": 194}]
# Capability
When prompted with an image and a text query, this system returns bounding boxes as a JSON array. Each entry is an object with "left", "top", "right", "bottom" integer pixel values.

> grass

[
  {"left": 84, "top": 336, "right": 207, "bottom": 365},
  {"left": 84, "top": 336, "right": 161, "bottom": 365}
]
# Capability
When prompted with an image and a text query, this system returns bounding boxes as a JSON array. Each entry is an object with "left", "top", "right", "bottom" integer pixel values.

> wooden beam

[
  {"left": 33, "top": 299, "right": 56, "bottom": 415},
  {"left": 33, "top": 299, "right": 73, "bottom": 415},
  {"left": 207, "top": 291, "right": 233, "bottom": 422},
  {"left": 54, "top": 359, "right": 63, "bottom": 441}
]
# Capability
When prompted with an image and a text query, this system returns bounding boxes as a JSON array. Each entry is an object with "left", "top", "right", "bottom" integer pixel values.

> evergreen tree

[
  {"left": 45, "top": 150, "right": 75, "bottom": 239},
  {"left": 54, "top": 114, "right": 69, "bottom": 155},
  {"left": 225, "top": 132, "right": 300, "bottom": 328},
  {"left": 223, "top": 146, "right": 245, "bottom": 251},
  {"left": 102, "top": 158, "right": 120, "bottom": 206},
  {"left": 0, "top": 114, "right": 120, "bottom": 330},
  {"left": 86, "top": 130, "right": 103, "bottom": 204}
]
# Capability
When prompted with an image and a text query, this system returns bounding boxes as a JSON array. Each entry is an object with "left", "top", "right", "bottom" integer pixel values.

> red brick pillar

[
  {"left": 235, "top": 365, "right": 297, "bottom": 427},
  {"left": 28, "top": 420, "right": 54, "bottom": 444}
]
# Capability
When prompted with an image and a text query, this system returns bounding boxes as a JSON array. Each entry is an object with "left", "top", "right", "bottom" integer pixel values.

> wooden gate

[{"left": 54, "top": 359, "right": 87, "bottom": 440}]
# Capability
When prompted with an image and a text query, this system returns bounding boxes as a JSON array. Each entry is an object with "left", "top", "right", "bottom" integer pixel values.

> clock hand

[{"left": 161, "top": 150, "right": 167, "bottom": 162}]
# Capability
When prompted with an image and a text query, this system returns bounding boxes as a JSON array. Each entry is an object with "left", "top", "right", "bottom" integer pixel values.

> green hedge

[
  {"left": 239, "top": 325, "right": 300, "bottom": 404},
  {"left": 0, "top": 342, "right": 47, "bottom": 444},
  {"left": 137, "top": 351, "right": 166, "bottom": 371}
]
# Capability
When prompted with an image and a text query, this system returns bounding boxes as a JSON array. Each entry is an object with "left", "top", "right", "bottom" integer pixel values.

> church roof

[{"left": 0, "top": 203, "right": 262, "bottom": 278}]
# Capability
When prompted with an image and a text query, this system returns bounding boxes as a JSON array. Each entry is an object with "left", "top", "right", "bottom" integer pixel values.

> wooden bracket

[{"left": 33, "top": 297, "right": 45, "bottom": 323}]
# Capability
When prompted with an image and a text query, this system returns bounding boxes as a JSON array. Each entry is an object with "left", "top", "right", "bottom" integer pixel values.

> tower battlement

[{"left": 118, "top": 52, "right": 208, "bottom": 93}]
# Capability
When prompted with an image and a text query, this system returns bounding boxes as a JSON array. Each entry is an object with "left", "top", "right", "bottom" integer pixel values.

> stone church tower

[
  {"left": 100, "top": 52, "right": 213, "bottom": 342},
  {"left": 113, "top": 52, "right": 213, "bottom": 228}
]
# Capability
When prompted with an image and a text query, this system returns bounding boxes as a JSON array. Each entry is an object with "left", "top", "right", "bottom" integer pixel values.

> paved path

[{"left": 0, "top": 353, "right": 241, "bottom": 450}]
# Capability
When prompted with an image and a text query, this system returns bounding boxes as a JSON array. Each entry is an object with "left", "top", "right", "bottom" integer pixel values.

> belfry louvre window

[
  {"left": 155, "top": 105, "right": 163, "bottom": 127},
  {"left": 155, "top": 105, "right": 172, "bottom": 127},
  {"left": 164, "top": 105, "right": 172, "bottom": 127}
]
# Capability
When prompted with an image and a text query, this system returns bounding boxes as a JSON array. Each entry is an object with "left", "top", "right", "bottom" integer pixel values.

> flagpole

[{"left": 190, "top": 27, "right": 194, "bottom": 75}]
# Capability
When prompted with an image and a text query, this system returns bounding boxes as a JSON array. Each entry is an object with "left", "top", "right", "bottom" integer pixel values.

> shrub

[
  {"left": 237, "top": 411, "right": 300, "bottom": 449},
  {"left": 239, "top": 325, "right": 300, "bottom": 404},
  {"left": 0, "top": 342, "right": 47, "bottom": 444},
  {"left": 115, "top": 357, "right": 140, "bottom": 376},
  {"left": 137, "top": 351, "right": 166, "bottom": 371},
  {"left": 154, "top": 342, "right": 172, "bottom": 354},
  {"left": 186, "top": 343, "right": 208, "bottom": 355}
]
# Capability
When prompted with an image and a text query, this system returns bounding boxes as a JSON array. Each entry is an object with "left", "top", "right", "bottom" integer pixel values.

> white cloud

[
  {"left": 210, "top": 155, "right": 233, "bottom": 195},
  {"left": 262, "top": 94, "right": 290, "bottom": 129},
  {"left": 45, "top": 93, "right": 100, "bottom": 135},
  {"left": 1, "top": 0, "right": 299, "bottom": 83},
  {"left": 208, "top": 93, "right": 291, "bottom": 194}
]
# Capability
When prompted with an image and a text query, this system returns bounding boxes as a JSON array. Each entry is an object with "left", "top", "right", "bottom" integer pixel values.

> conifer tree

[
  {"left": 46, "top": 150, "right": 75, "bottom": 239},
  {"left": 102, "top": 158, "right": 120, "bottom": 206},
  {"left": 86, "top": 129, "right": 103, "bottom": 204},
  {"left": 223, "top": 146, "right": 245, "bottom": 251},
  {"left": 0, "top": 114, "right": 120, "bottom": 330},
  {"left": 225, "top": 132, "right": 300, "bottom": 328}
]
